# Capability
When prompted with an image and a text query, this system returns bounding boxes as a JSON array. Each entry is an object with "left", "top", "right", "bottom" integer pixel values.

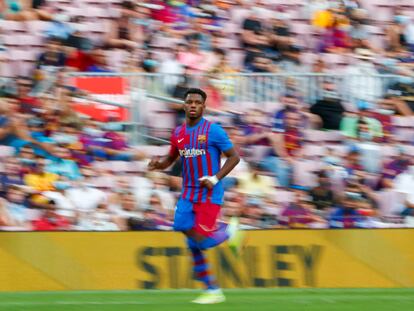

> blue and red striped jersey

[{"left": 169, "top": 118, "right": 233, "bottom": 205}]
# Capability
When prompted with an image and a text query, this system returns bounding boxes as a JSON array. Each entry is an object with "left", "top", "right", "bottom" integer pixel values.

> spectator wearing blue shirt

[
  {"left": 0, "top": 157, "right": 24, "bottom": 196},
  {"left": 36, "top": 37, "right": 66, "bottom": 69},
  {"left": 272, "top": 95, "right": 309, "bottom": 133},
  {"left": 44, "top": 14, "right": 74, "bottom": 40},
  {"left": 46, "top": 146, "right": 81, "bottom": 181},
  {"left": 329, "top": 194, "right": 366, "bottom": 229},
  {"left": 0, "top": 101, "right": 55, "bottom": 157}
]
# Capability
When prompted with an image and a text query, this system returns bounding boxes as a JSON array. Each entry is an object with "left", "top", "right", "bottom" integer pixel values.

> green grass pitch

[{"left": 0, "top": 288, "right": 413, "bottom": 311}]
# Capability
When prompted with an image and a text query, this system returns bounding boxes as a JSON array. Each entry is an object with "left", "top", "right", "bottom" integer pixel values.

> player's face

[{"left": 184, "top": 93, "right": 205, "bottom": 120}]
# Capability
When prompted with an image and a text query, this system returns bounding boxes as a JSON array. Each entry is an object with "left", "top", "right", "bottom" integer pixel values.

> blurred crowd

[{"left": 1, "top": 0, "right": 414, "bottom": 231}]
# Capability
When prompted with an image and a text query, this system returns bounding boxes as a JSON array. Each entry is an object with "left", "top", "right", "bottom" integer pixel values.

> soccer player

[{"left": 148, "top": 88, "right": 242, "bottom": 304}]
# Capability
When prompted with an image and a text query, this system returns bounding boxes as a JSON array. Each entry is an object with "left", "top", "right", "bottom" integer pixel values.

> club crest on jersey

[{"left": 198, "top": 135, "right": 206, "bottom": 144}]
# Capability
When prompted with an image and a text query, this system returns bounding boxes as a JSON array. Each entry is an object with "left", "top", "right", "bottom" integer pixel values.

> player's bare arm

[
  {"left": 199, "top": 147, "right": 240, "bottom": 190},
  {"left": 148, "top": 151, "right": 179, "bottom": 171}
]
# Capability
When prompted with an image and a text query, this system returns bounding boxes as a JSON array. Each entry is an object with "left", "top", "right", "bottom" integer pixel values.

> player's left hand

[{"left": 199, "top": 175, "right": 218, "bottom": 189}]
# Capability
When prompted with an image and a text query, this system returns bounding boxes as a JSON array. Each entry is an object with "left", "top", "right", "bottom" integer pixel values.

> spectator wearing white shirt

[
  {"left": 159, "top": 47, "right": 185, "bottom": 94},
  {"left": 395, "top": 165, "right": 414, "bottom": 218},
  {"left": 345, "top": 49, "right": 382, "bottom": 105},
  {"left": 65, "top": 182, "right": 107, "bottom": 213}
]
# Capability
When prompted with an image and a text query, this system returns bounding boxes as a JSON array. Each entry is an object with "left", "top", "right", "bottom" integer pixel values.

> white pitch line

[
  {"left": 1, "top": 295, "right": 414, "bottom": 307},
  {"left": 7, "top": 288, "right": 414, "bottom": 295},
  {"left": 0, "top": 301, "right": 153, "bottom": 306}
]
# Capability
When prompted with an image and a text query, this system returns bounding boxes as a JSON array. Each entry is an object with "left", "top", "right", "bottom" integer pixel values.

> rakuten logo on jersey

[{"left": 179, "top": 148, "right": 206, "bottom": 158}]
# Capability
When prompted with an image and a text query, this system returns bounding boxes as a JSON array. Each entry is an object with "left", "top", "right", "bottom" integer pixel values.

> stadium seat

[
  {"left": 0, "top": 146, "right": 15, "bottom": 157},
  {"left": 392, "top": 116, "right": 414, "bottom": 127},
  {"left": 273, "top": 190, "right": 295, "bottom": 203},
  {"left": 292, "top": 159, "right": 321, "bottom": 187},
  {"left": 376, "top": 190, "right": 405, "bottom": 217},
  {"left": 0, "top": 20, "right": 28, "bottom": 33},
  {"left": 26, "top": 21, "right": 50, "bottom": 35},
  {"left": 302, "top": 144, "right": 326, "bottom": 157},
  {"left": 230, "top": 8, "right": 251, "bottom": 26}
]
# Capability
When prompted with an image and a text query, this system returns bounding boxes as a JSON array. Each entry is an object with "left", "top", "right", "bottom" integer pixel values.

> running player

[{"left": 148, "top": 88, "right": 242, "bottom": 304}]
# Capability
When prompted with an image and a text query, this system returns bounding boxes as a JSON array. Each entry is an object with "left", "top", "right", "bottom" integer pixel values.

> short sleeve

[
  {"left": 169, "top": 129, "right": 179, "bottom": 157},
  {"left": 210, "top": 124, "right": 233, "bottom": 153}
]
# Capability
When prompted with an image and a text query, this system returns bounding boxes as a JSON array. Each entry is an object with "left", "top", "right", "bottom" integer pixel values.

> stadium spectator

[
  {"left": 265, "top": 110, "right": 304, "bottom": 187},
  {"left": 344, "top": 49, "right": 381, "bottom": 104},
  {"left": 236, "top": 162, "right": 276, "bottom": 197},
  {"left": 31, "top": 203, "right": 71, "bottom": 231},
  {"left": 377, "top": 147, "right": 411, "bottom": 190},
  {"left": 269, "top": 15, "right": 293, "bottom": 55},
  {"left": 86, "top": 48, "right": 113, "bottom": 72},
  {"left": 106, "top": 0, "right": 141, "bottom": 50},
  {"left": 340, "top": 103, "right": 383, "bottom": 141},
  {"left": 24, "top": 157, "right": 58, "bottom": 191},
  {"left": 0, "top": 185, "right": 31, "bottom": 229},
  {"left": 2, "top": 0, "right": 414, "bottom": 231},
  {"left": 44, "top": 11, "right": 73, "bottom": 40},
  {"left": 394, "top": 165, "right": 414, "bottom": 218},
  {"left": 109, "top": 190, "right": 143, "bottom": 230},
  {"left": 177, "top": 39, "right": 210, "bottom": 73},
  {"left": 310, "top": 80, "right": 345, "bottom": 130},
  {"left": 279, "top": 186, "right": 326, "bottom": 228},
  {"left": 329, "top": 192, "right": 366, "bottom": 228},
  {"left": 64, "top": 179, "right": 107, "bottom": 214},
  {"left": 45, "top": 146, "right": 81, "bottom": 180},
  {"left": 159, "top": 47, "right": 185, "bottom": 94},
  {"left": 75, "top": 203, "right": 120, "bottom": 231},
  {"left": 310, "top": 171, "right": 337, "bottom": 211},
  {"left": 0, "top": 157, "right": 24, "bottom": 193},
  {"left": 15, "top": 77, "right": 41, "bottom": 114}
]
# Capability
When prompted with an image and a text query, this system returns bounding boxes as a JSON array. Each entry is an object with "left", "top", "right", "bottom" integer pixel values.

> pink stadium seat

[
  {"left": 323, "top": 53, "right": 345, "bottom": 65},
  {"left": 376, "top": 190, "right": 405, "bottom": 216},
  {"left": 21, "top": 35, "right": 44, "bottom": 47},
  {"left": 27, "top": 21, "right": 50, "bottom": 35},
  {"left": 293, "top": 160, "right": 321, "bottom": 187},
  {"left": 228, "top": 50, "right": 245, "bottom": 70},
  {"left": 18, "top": 61, "right": 35, "bottom": 77},
  {"left": 375, "top": 8, "right": 393, "bottom": 22},
  {"left": 84, "top": 7, "right": 110, "bottom": 18},
  {"left": 303, "top": 144, "right": 326, "bottom": 157},
  {"left": 0, "top": 20, "right": 26, "bottom": 33},
  {"left": 263, "top": 100, "right": 283, "bottom": 113},
  {"left": 303, "top": 130, "right": 326, "bottom": 142},
  {"left": 0, "top": 62, "right": 16, "bottom": 77},
  {"left": 324, "top": 131, "right": 343, "bottom": 143},
  {"left": 392, "top": 116, "right": 414, "bottom": 127},
  {"left": 325, "top": 144, "right": 349, "bottom": 156},
  {"left": 273, "top": 190, "right": 295, "bottom": 203},
  {"left": 381, "top": 145, "right": 399, "bottom": 158},
  {"left": 0, "top": 146, "right": 15, "bottom": 157},
  {"left": 230, "top": 8, "right": 250, "bottom": 25},
  {"left": 300, "top": 52, "right": 318, "bottom": 65},
  {"left": 2, "top": 35, "right": 21, "bottom": 46},
  {"left": 290, "top": 23, "right": 310, "bottom": 35},
  {"left": 395, "top": 129, "right": 414, "bottom": 143}
]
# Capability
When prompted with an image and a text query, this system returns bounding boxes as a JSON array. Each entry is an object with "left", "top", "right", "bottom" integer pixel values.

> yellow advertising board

[{"left": 0, "top": 229, "right": 413, "bottom": 291}]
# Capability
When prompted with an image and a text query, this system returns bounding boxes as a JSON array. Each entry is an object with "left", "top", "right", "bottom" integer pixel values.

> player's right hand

[{"left": 148, "top": 156, "right": 161, "bottom": 171}]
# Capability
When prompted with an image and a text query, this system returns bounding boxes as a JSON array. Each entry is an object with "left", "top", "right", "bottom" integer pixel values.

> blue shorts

[{"left": 173, "top": 198, "right": 221, "bottom": 237}]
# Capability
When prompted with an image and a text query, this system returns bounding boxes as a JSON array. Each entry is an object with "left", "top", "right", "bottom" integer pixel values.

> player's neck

[{"left": 186, "top": 116, "right": 203, "bottom": 128}]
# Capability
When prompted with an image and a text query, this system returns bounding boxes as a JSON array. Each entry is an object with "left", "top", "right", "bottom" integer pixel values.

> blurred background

[{"left": 1, "top": 0, "right": 414, "bottom": 232}]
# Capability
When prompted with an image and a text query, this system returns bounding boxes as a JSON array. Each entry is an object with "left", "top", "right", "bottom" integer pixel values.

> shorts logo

[
  {"left": 199, "top": 224, "right": 217, "bottom": 232},
  {"left": 198, "top": 135, "right": 206, "bottom": 144}
]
